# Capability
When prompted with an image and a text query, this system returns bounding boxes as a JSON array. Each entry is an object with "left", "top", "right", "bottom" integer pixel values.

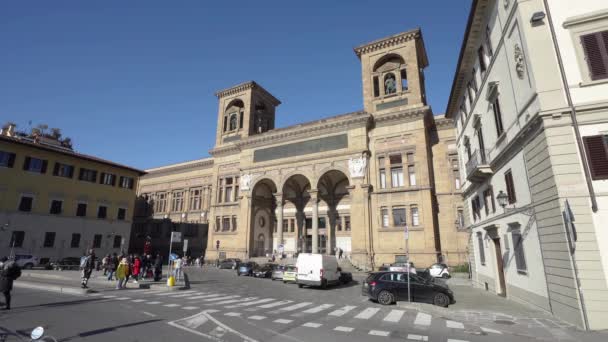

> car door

[{"left": 409, "top": 274, "right": 433, "bottom": 302}]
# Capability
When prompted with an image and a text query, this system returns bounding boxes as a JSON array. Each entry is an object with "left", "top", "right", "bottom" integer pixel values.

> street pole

[
  {"left": 405, "top": 222, "right": 410, "bottom": 303},
  {"left": 168, "top": 233, "right": 173, "bottom": 278}
]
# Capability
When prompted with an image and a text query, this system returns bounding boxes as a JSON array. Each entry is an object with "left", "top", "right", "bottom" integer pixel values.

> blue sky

[{"left": 0, "top": 1, "right": 471, "bottom": 170}]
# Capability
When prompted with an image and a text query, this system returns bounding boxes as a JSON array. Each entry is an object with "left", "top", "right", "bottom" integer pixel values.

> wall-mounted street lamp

[{"left": 496, "top": 190, "right": 509, "bottom": 211}]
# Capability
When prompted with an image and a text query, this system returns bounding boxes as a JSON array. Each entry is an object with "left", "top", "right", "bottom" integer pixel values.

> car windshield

[{"left": 285, "top": 266, "right": 296, "bottom": 271}]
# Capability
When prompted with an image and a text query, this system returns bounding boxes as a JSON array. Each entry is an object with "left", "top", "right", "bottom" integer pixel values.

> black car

[
  {"left": 362, "top": 271, "right": 455, "bottom": 307},
  {"left": 219, "top": 258, "right": 241, "bottom": 269},
  {"left": 51, "top": 257, "right": 81, "bottom": 271},
  {"left": 237, "top": 262, "right": 257, "bottom": 276},
  {"left": 253, "top": 263, "right": 275, "bottom": 278}
]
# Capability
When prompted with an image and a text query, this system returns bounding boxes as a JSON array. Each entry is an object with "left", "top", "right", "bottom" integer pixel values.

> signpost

[
  {"left": 183, "top": 239, "right": 189, "bottom": 254},
  {"left": 404, "top": 223, "right": 410, "bottom": 303}
]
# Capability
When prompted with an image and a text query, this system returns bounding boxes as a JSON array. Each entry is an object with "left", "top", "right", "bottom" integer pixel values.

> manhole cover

[{"left": 494, "top": 320, "right": 515, "bottom": 325}]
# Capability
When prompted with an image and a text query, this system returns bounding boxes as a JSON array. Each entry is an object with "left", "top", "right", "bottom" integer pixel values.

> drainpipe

[{"left": 542, "top": 0, "right": 598, "bottom": 213}]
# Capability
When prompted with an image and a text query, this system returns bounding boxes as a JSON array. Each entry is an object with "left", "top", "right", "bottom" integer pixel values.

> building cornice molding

[
  {"left": 214, "top": 81, "right": 281, "bottom": 106},
  {"left": 372, "top": 106, "right": 430, "bottom": 125},
  {"left": 144, "top": 159, "right": 214, "bottom": 178},
  {"left": 434, "top": 116, "right": 455, "bottom": 131},
  {"left": 354, "top": 28, "right": 421, "bottom": 58}
]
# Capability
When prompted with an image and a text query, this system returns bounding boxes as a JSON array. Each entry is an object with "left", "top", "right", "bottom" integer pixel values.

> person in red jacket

[{"left": 132, "top": 255, "right": 141, "bottom": 283}]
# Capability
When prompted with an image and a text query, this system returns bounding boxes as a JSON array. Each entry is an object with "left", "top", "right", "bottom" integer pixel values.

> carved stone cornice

[
  {"left": 372, "top": 106, "right": 429, "bottom": 125},
  {"left": 144, "top": 159, "right": 214, "bottom": 178},
  {"left": 434, "top": 116, "right": 456, "bottom": 131},
  {"left": 354, "top": 28, "right": 421, "bottom": 58},
  {"left": 214, "top": 80, "right": 281, "bottom": 106}
]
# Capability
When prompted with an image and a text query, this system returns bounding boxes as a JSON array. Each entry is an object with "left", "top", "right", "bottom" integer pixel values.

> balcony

[{"left": 465, "top": 149, "right": 493, "bottom": 183}]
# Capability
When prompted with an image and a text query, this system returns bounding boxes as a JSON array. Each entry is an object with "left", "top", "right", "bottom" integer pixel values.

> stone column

[
  {"left": 311, "top": 190, "right": 319, "bottom": 254},
  {"left": 275, "top": 193, "right": 283, "bottom": 254}
]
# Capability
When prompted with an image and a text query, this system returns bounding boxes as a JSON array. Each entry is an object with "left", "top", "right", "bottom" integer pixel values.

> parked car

[
  {"left": 253, "top": 263, "right": 274, "bottom": 278},
  {"left": 428, "top": 263, "right": 450, "bottom": 278},
  {"left": 362, "top": 271, "right": 455, "bottom": 307},
  {"left": 219, "top": 258, "right": 241, "bottom": 270},
  {"left": 296, "top": 253, "right": 344, "bottom": 289},
  {"left": 13, "top": 254, "right": 39, "bottom": 269},
  {"left": 51, "top": 257, "right": 81, "bottom": 271},
  {"left": 388, "top": 262, "right": 416, "bottom": 274},
  {"left": 271, "top": 264, "right": 285, "bottom": 280},
  {"left": 282, "top": 264, "right": 297, "bottom": 283},
  {"left": 237, "top": 262, "right": 257, "bottom": 276}
]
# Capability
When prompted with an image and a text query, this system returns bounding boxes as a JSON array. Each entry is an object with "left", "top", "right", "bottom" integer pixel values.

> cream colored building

[{"left": 137, "top": 29, "right": 467, "bottom": 270}]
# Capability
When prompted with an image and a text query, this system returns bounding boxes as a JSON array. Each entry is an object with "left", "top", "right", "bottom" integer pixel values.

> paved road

[{"left": 2, "top": 267, "right": 606, "bottom": 342}]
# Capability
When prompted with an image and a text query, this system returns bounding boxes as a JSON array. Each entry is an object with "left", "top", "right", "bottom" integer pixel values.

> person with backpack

[
  {"left": 107, "top": 253, "right": 117, "bottom": 281},
  {"left": 0, "top": 256, "right": 21, "bottom": 310},
  {"left": 80, "top": 249, "right": 96, "bottom": 289}
]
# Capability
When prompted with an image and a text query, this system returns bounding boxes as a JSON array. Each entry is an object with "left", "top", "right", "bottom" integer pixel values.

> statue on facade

[
  {"left": 385, "top": 74, "right": 397, "bottom": 94},
  {"left": 348, "top": 155, "right": 367, "bottom": 178},
  {"left": 240, "top": 173, "right": 252, "bottom": 191}
]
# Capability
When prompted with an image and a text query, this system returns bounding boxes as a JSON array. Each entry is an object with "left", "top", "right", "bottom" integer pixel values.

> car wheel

[
  {"left": 283, "top": 281, "right": 287, "bottom": 284},
  {"left": 321, "top": 279, "right": 327, "bottom": 289},
  {"left": 298, "top": 284, "right": 303, "bottom": 288},
  {"left": 433, "top": 292, "right": 450, "bottom": 307},
  {"left": 24, "top": 263, "right": 34, "bottom": 269},
  {"left": 377, "top": 290, "right": 394, "bottom": 305},
  {"left": 441, "top": 273, "right": 449, "bottom": 279}
]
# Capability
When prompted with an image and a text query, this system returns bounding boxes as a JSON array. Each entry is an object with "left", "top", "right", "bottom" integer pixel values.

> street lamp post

[
  {"left": 400, "top": 219, "right": 411, "bottom": 303},
  {"left": 496, "top": 190, "right": 509, "bottom": 212}
]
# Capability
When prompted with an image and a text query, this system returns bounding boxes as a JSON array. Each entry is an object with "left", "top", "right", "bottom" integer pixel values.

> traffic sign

[
  {"left": 183, "top": 239, "right": 188, "bottom": 253},
  {"left": 171, "top": 231, "right": 182, "bottom": 243}
]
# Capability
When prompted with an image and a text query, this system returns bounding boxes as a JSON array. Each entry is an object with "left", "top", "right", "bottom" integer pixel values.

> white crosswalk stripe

[
  {"left": 274, "top": 319, "right": 293, "bottom": 324},
  {"left": 300, "top": 304, "right": 334, "bottom": 314},
  {"left": 102, "top": 295, "right": 117, "bottom": 299},
  {"left": 446, "top": 320, "right": 464, "bottom": 329},
  {"left": 132, "top": 299, "right": 146, "bottom": 303},
  {"left": 354, "top": 307, "right": 380, "bottom": 320},
  {"left": 89, "top": 293, "right": 103, "bottom": 296},
  {"left": 182, "top": 306, "right": 199, "bottom": 310},
  {"left": 257, "top": 300, "right": 293, "bottom": 309},
  {"left": 407, "top": 334, "right": 428, "bottom": 341},
  {"left": 328, "top": 305, "right": 356, "bottom": 317},
  {"left": 334, "top": 326, "right": 354, "bottom": 332},
  {"left": 414, "top": 312, "right": 431, "bottom": 326},
  {"left": 383, "top": 309, "right": 405, "bottom": 322},
  {"left": 201, "top": 295, "right": 239, "bottom": 302},
  {"left": 224, "top": 312, "right": 241, "bottom": 317},
  {"left": 447, "top": 339, "right": 469, "bottom": 342},
  {"left": 369, "top": 330, "right": 390, "bottom": 337},
  {"left": 225, "top": 298, "right": 274, "bottom": 308},
  {"left": 163, "top": 304, "right": 180, "bottom": 307},
  {"left": 270, "top": 302, "right": 312, "bottom": 313},
  {"left": 480, "top": 327, "right": 502, "bottom": 334},
  {"left": 155, "top": 290, "right": 196, "bottom": 296},
  {"left": 190, "top": 293, "right": 223, "bottom": 300},
  {"left": 168, "top": 292, "right": 202, "bottom": 298},
  {"left": 248, "top": 315, "right": 266, "bottom": 320},
  {"left": 146, "top": 301, "right": 162, "bottom": 305},
  {"left": 302, "top": 322, "right": 322, "bottom": 328},
  {"left": 211, "top": 297, "right": 257, "bottom": 305}
]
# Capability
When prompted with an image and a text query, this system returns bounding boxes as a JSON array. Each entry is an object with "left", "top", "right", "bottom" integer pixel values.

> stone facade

[{"left": 136, "top": 29, "right": 467, "bottom": 270}]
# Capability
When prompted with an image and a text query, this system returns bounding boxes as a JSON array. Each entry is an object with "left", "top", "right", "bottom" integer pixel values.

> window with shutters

[
  {"left": 113, "top": 235, "right": 122, "bottom": 248},
  {"left": 583, "top": 135, "right": 608, "bottom": 180},
  {"left": 76, "top": 203, "right": 87, "bottom": 217},
  {"left": 0, "top": 150, "right": 16, "bottom": 168},
  {"left": 478, "top": 46, "right": 487, "bottom": 76},
  {"left": 53, "top": 162, "right": 74, "bottom": 178},
  {"left": 23, "top": 156, "right": 47, "bottom": 173},
  {"left": 580, "top": 30, "right": 608, "bottom": 81},
  {"left": 97, "top": 205, "right": 107, "bottom": 219},
  {"left": 477, "top": 232, "right": 486, "bottom": 265},
  {"left": 492, "top": 97, "right": 505, "bottom": 137},
  {"left": 505, "top": 169, "right": 517, "bottom": 204},
  {"left": 43, "top": 232, "right": 56, "bottom": 248},
  {"left": 93, "top": 234, "right": 102, "bottom": 248},
  {"left": 119, "top": 176, "right": 134, "bottom": 189},
  {"left": 100, "top": 172, "right": 116, "bottom": 186},
  {"left": 117, "top": 208, "right": 126, "bottom": 220},
  {"left": 79, "top": 168, "right": 97, "bottom": 183},
  {"left": 512, "top": 228, "right": 527, "bottom": 274},
  {"left": 70, "top": 233, "right": 80, "bottom": 248},
  {"left": 18, "top": 195, "right": 33, "bottom": 212},
  {"left": 49, "top": 200, "right": 63, "bottom": 215},
  {"left": 9, "top": 231, "right": 25, "bottom": 248}
]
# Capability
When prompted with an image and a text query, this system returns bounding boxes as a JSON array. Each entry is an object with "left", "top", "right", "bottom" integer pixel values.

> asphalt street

[{"left": 1, "top": 267, "right": 606, "bottom": 342}]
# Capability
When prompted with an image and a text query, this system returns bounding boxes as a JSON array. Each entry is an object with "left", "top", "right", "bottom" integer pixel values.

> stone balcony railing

[{"left": 465, "top": 149, "right": 493, "bottom": 183}]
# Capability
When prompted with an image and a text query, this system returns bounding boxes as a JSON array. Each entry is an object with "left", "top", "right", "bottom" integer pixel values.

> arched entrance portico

[
  {"left": 249, "top": 179, "right": 276, "bottom": 257},
  {"left": 317, "top": 170, "right": 350, "bottom": 256},
  {"left": 281, "top": 174, "right": 312, "bottom": 255}
]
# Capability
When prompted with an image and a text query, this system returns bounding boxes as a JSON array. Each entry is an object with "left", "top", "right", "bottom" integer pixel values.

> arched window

[
  {"left": 229, "top": 113, "right": 238, "bottom": 131},
  {"left": 384, "top": 73, "right": 397, "bottom": 95}
]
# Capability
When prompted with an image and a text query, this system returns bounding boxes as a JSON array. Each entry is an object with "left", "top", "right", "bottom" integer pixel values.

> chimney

[{"left": 1, "top": 123, "right": 16, "bottom": 137}]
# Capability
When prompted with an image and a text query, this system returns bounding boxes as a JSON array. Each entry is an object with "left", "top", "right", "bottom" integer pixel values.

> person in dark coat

[
  {"left": 81, "top": 249, "right": 96, "bottom": 289},
  {"left": 107, "top": 253, "right": 118, "bottom": 281},
  {"left": 0, "top": 257, "right": 21, "bottom": 310},
  {"left": 153, "top": 253, "right": 163, "bottom": 281}
]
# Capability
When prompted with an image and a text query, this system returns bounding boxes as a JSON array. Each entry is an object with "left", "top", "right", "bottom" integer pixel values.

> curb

[{"left": 15, "top": 281, "right": 89, "bottom": 296}]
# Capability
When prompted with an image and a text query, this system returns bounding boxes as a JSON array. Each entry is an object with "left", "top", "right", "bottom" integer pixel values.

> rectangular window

[
  {"left": 454, "top": 170, "right": 461, "bottom": 190},
  {"left": 379, "top": 157, "right": 386, "bottom": 189},
  {"left": 406, "top": 152, "right": 414, "bottom": 164},
  {"left": 100, "top": 172, "right": 116, "bottom": 186},
  {"left": 215, "top": 217, "right": 221, "bottom": 232},
  {"left": 222, "top": 217, "right": 230, "bottom": 231},
  {"left": 19, "top": 196, "right": 33, "bottom": 212},
  {"left": 23, "top": 156, "right": 47, "bottom": 173},
  {"left": 391, "top": 168, "right": 404, "bottom": 187},
  {"left": 485, "top": 25, "right": 493, "bottom": 56},
  {"left": 0, "top": 150, "right": 16, "bottom": 168},
  {"left": 290, "top": 219, "right": 295, "bottom": 232},
  {"left": 477, "top": 232, "right": 486, "bottom": 265},
  {"left": 467, "top": 82, "right": 475, "bottom": 102},
  {"left": 9, "top": 231, "right": 25, "bottom": 248},
  {"left": 471, "top": 70, "right": 478, "bottom": 93},
  {"left": 239, "top": 112, "right": 244, "bottom": 129},
  {"left": 225, "top": 186, "right": 233, "bottom": 203},
  {"left": 172, "top": 191, "right": 184, "bottom": 212},
  {"left": 70, "top": 233, "right": 80, "bottom": 248},
  {"left": 505, "top": 170, "right": 517, "bottom": 204},
  {"left": 392, "top": 207, "right": 406, "bottom": 227},
  {"left": 381, "top": 208, "right": 389, "bottom": 228},
  {"left": 401, "top": 69, "right": 408, "bottom": 90},
  {"left": 283, "top": 219, "right": 289, "bottom": 233},
  {"left": 76, "top": 203, "right": 87, "bottom": 217},
  {"left": 318, "top": 217, "right": 326, "bottom": 229},
  {"left": 478, "top": 46, "right": 487, "bottom": 75},
  {"left": 336, "top": 216, "right": 342, "bottom": 231},
  {"left": 373, "top": 76, "right": 380, "bottom": 97},
  {"left": 117, "top": 208, "right": 126, "bottom": 220},
  {"left": 580, "top": 30, "right": 608, "bottom": 81},
  {"left": 113, "top": 235, "right": 122, "bottom": 248},
  {"left": 344, "top": 216, "right": 351, "bottom": 231},
  {"left": 78, "top": 168, "right": 97, "bottom": 183},
  {"left": 408, "top": 165, "right": 416, "bottom": 186},
  {"left": 93, "top": 234, "right": 102, "bottom": 248},
  {"left": 119, "top": 176, "right": 134, "bottom": 189},
  {"left": 155, "top": 193, "right": 167, "bottom": 212},
  {"left": 53, "top": 162, "right": 74, "bottom": 178},
  {"left": 411, "top": 207, "right": 419, "bottom": 226},
  {"left": 97, "top": 205, "right": 107, "bottom": 219},
  {"left": 189, "top": 188, "right": 202, "bottom": 210},
  {"left": 43, "top": 232, "right": 56, "bottom": 248},
  {"left": 583, "top": 135, "right": 608, "bottom": 180},
  {"left": 512, "top": 230, "right": 528, "bottom": 273},
  {"left": 493, "top": 97, "right": 504, "bottom": 137},
  {"left": 457, "top": 208, "right": 465, "bottom": 229},
  {"left": 305, "top": 217, "right": 313, "bottom": 229},
  {"left": 49, "top": 200, "right": 63, "bottom": 215}
]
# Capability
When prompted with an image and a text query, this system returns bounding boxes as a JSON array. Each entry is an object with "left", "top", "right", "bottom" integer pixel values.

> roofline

[
  {"left": 214, "top": 81, "right": 281, "bottom": 106},
  {"left": 0, "top": 135, "right": 146, "bottom": 175},
  {"left": 353, "top": 28, "right": 428, "bottom": 67},
  {"left": 145, "top": 157, "right": 214, "bottom": 173},
  {"left": 445, "top": 0, "right": 478, "bottom": 118}
]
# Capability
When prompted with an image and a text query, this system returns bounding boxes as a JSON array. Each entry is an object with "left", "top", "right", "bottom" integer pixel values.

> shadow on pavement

[{"left": 58, "top": 319, "right": 163, "bottom": 341}]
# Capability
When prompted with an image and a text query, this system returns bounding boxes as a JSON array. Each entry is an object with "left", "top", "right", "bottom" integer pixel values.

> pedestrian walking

[
  {"left": 102, "top": 254, "right": 109, "bottom": 275},
  {"left": 116, "top": 258, "right": 129, "bottom": 289},
  {"left": 339, "top": 248, "right": 343, "bottom": 259},
  {"left": 173, "top": 256, "right": 183, "bottom": 282},
  {"left": 132, "top": 255, "right": 141, "bottom": 283},
  {"left": 107, "top": 253, "right": 117, "bottom": 281},
  {"left": 80, "top": 249, "right": 96, "bottom": 289},
  {"left": 124, "top": 256, "right": 132, "bottom": 284},
  {"left": 0, "top": 257, "right": 21, "bottom": 310},
  {"left": 153, "top": 253, "right": 163, "bottom": 281}
]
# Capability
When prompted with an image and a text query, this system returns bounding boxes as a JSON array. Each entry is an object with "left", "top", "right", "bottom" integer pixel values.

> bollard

[{"left": 167, "top": 275, "right": 175, "bottom": 287}]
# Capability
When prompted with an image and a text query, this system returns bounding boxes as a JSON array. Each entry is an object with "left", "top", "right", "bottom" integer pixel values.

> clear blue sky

[{"left": 0, "top": 1, "right": 471, "bottom": 170}]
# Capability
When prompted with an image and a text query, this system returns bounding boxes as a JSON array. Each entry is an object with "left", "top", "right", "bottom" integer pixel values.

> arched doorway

[
  {"left": 317, "top": 170, "right": 350, "bottom": 256},
  {"left": 250, "top": 179, "right": 277, "bottom": 257},
  {"left": 282, "top": 174, "right": 312, "bottom": 255}
]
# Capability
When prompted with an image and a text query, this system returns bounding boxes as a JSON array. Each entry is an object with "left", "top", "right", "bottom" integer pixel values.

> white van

[{"left": 296, "top": 253, "right": 341, "bottom": 288}]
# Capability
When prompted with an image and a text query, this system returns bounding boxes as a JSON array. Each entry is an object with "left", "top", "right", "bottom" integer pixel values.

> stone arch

[
  {"left": 250, "top": 178, "right": 277, "bottom": 257},
  {"left": 316, "top": 169, "right": 351, "bottom": 256},
  {"left": 314, "top": 165, "right": 352, "bottom": 188},
  {"left": 249, "top": 175, "right": 280, "bottom": 194},
  {"left": 373, "top": 54, "right": 405, "bottom": 72},
  {"left": 225, "top": 98, "right": 245, "bottom": 111}
]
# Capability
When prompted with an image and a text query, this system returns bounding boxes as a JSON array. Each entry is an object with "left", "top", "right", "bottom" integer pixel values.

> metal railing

[{"left": 465, "top": 149, "right": 490, "bottom": 177}]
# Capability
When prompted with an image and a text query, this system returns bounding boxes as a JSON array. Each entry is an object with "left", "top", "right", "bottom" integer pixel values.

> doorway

[{"left": 492, "top": 237, "right": 507, "bottom": 297}]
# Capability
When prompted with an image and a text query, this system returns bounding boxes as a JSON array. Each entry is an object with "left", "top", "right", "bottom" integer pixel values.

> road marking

[
  {"left": 302, "top": 322, "right": 322, "bottom": 328},
  {"left": 334, "top": 326, "right": 354, "bottom": 332},
  {"left": 328, "top": 305, "right": 356, "bottom": 317},
  {"left": 182, "top": 306, "right": 199, "bottom": 310},
  {"left": 257, "top": 300, "right": 293, "bottom": 309},
  {"left": 132, "top": 299, "right": 146, "bottom": 303},
  {"left": 190, "top": 293, "right": 223, "bottom": 300},
  {"left": 447, "top": 340, "right": 469, "bottom": 342},
  {"left": 480, "top": 327, "right": 502, "bottom": 334},
  {"left": 211, "top": 297, "right": 257, "bottom": 305},
  {"left": 142, "top": 311, "right": 156, "bottom": 317},
  {"left": 414, "top": 312, "right": 431, "bottom": 326},
  {"left": 169, "top": 293, "right": 201, "bottom": 298},
  {"left": 89, "top": 293, "right": 102, "bottom": 296},
  {"left": 301, "top": 304, "right": 334, "bottom": 314},
  {"left": 201, "top": 295, "right": 239, "bottom": 302},
  {"left": 224, "top": 312, "right": 241, "bottom": 317},
  {"left": 155, "top": 290, "right": 197, "bottom": 296},
  {"left": 407, "top": 334, "right": 428, "bottom": 341},
  {"left": 114, "top": 297, "right": 131, "bottom": 300},
  {"left": 146, "top": 301, "right": 162, "bottom": 305},
  {"left": 102, "top": 295, "right": 117, "bottom": 299},
  {"left": 225, "top": 298, "right": 274, "bottom": 308},
  {"left": 270, "top": 302, "right": 312, "bottom": 313},
  {"left": 248, "top": 315, "right": 266, "bottom": 320},
  {"left": 369, "top": 330, "right": 390, "bottom": 337},
  {"left": 383, "top": 309, "right": 405, "bottom": 322},
  {"left": 354, "top": 307, "right": 380, "bottom": 319},
  {"left": 274, "top": 319, "right": 293, "bottom": 324},
  {"left": 164, "top": 303, "right": 180, "bottom": 307},
  {"left": 446, "top": 320, "right": 464, "bottom": 329},
  {"left": 168, "top": 310, "right": 259, "bottom": 342}
]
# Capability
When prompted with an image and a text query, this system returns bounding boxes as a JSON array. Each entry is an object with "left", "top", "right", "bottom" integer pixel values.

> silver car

[{"left": 271, "top": 264, "right": 285, "bottom": 280}]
